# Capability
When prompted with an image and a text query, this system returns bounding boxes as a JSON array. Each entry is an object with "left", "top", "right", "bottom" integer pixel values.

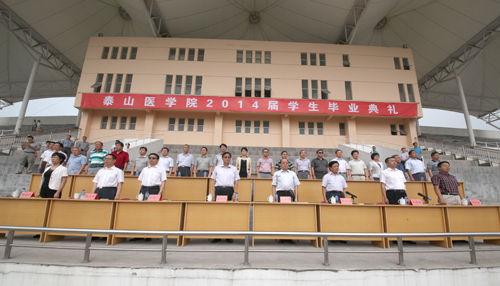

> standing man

[
  {"left": 66, "top": 147, "right": 87, "bottom": 175},
  {"left": 431, "top": 161, "right": 463, "bottom": 205},
  {"left": 272, "top": 158, "right": 300, "bottom": 202},
  {"left": 311, "top": 149, "right": 329, "bottom": 180},
  {"left": 405, "top": 150, "right": 426, "bottom": 181},
  {"left": 400, "top": 147, "right": 409, "bottom": 163},
  {"left": 39, "top": 141, "right": 54, "bottom": 173},
  {"left": 51, "top": 142, "right": 68, "bottom": 165},
  {"left": 92, "top": 154, "right": 124, "bottom": 200},
  {"left": 412, "top": 142, "right": 422, "bottom": 159},
  {"left": 61, "top": 134, "right": 74, "bottom": 158},
  {"left": 331, "top": 149, "right": 349, "bottom": 180},
  {"left": 175, "top": 144, "right": 194, "bottom": 177},
  {"left": 132, "top": 147, "right": 148, "bottom": 176},
  {"left": 295, "top": 150, "right": 312, "bottom": 180},
  {"left": 380, "top": 156, "right": 407, "bottom": 204},
  {"left": 256, "top": 148, "right": 274, "bottom": 178},
  {"left": 347, "top": 150, "right": 368, "bottom": 181},
  {"left": 210, "top": 152, "right": 240, "bottom": 201},
  {"left": 213, "top": 143, "right": 229, "bottom": 166},
  {"left": 322, "top": 161, "right": 347, "bottom": 203},
  {"left": 86, "top": 141, "right": 108, "bottom": 175},
  {"left": 275, "top": 151, "right": 294, "bottom": 172},
  {"left": 111, "top": 140, "right": 129, "bottom": 171},
  {"left": 194, "top": 146, "right": 212, "bottom": 177},
  {"left": 17, "top": 135, "right": 40, "bottom": 174},
  {"left": 158, "top": 147, "right": 174, "bottom": 175},
  {"left": 427, "top": 151, "right": 441, "bottom": 178},
  {"left": 138, "top": 153, "right": 167, "bottom": 200},
  {"left": 75, "top": 136, "right": 90, "bottom": 156}
]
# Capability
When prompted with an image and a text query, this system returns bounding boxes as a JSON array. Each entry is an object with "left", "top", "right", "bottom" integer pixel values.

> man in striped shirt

[{"left": 431, "top": 161, "right": 463, "bottom": 205}]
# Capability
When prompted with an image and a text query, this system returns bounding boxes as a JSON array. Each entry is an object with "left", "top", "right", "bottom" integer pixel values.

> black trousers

[
  {"left": 177, "top": 166, "right": 191, "bottom": 177},
  {"left": 215, "top": 186, "right": 234, "bottom": 201},
  {"left": 139, "top": 185, "right": 160, "bottom": 200},
  {"left": 40, "top": 187, "right": 58, "bottom": 198},
  {"left": 386, "top": 189, "right": 407, "bottom": 205},
  {"left": 325, "top": 190, "right": 345, "bottom": 203},
  {"left": 95, "top": 187, "right": 117, "bottom": 200},
  {"left": 276, "top": 190, "right": 295, "bottom": 202}
]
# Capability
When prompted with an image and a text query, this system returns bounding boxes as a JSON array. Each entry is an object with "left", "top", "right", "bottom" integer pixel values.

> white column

[
  {"left": 14, "top": 56, "right": 40, "bottom": 135},
  {"left": 455, "top": 72, "right": 476, "bottom": 147}
]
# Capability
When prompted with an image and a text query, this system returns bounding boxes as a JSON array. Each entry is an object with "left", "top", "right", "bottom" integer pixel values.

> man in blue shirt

[
  {"left": 67, "top": 147, "right": 87, "bottom": 175},
  {"left": 412, "top": 142, "right": 422, "bottom": 159}
]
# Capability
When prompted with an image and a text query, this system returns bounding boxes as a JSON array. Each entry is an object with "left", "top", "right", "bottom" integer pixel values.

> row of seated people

[{"left": 38, "top": 149, "right": 463, "bottom": 205}]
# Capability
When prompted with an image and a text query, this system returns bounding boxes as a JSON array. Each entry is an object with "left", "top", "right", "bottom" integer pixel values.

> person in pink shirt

[{"left": 256, "top": 148, "right": 275, "bottom": 179}]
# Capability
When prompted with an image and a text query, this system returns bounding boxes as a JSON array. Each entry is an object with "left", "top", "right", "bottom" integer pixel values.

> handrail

[{"left": 1, "top": 225, "right": 499, "bottom": 266}]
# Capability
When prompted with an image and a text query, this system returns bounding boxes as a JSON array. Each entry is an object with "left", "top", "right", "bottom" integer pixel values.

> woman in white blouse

[
  {"left": 236, "top": 147, "right": 252, "bottom": 178},
  {"left": 39, "top": 152, "right": 68, "bottom": 198},
  {"left": 368, "top": 153, "right": 384, "bottom": 181}
]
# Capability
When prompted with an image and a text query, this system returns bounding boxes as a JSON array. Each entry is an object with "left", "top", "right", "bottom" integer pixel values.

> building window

[
  {"left": 104, "top": 73, "right": 113, "bottom": 93},
  {"left": 254, "top": 78, "right": 261, "bottom": 97},
  {"left": 188, "top": 48, "right": 195, "bottom": 61},
  {"left": 197, "top": 119, "right": 204, "bottom": 132},
  {"left": 165, "top": 75, "right": 173, "bottom": 94},
  {"left": 113, "top": 74, "right": 123, "bottom": 93},
  {"left": 345, "top": 81, "right": 352, "bottom": 100},
  {"left": 168, "top": 48, "right": 176, "bottom": 60},
  {"left": 185, "top": 75, "right": 193, "bottom": 95},
  {"left": 110, "top": 116, "right": 118, "bottom": 129},
  {"left": 246, "top": 50, "right": 252, "bottom": 63},
  {"left": 119, "top": 117, "right": 127, "bottom": 129},
  {"left": 398, "top": 83, "right": 406, "bottom": 102},
  {"left": 407, "top": 84, "right": 415, "bottom": 102},
  {"left": 236, "top": 50, "right": 243, "bottom": 63},
  {"left": 393, "top": 57, "right": 401, "bottom": 70},
  {"left": 244, "top": 120, "right": 251, "bottom": 133},
  {"left": 299, "top": 122, "right": 305, "bottom": 135},
  {"left": 168, "top": 118, "right": 176, "bottom": 131},
  {"left": 254, "top": 120, "right": 260, "bottom": 133},
  {"left": 124, "top": 74, "right": 133, "bottom": 93},
  {"left": 101, "top": 47, "right": 109, "bottom": 59},
  {"left": 319, "top": 53, "right": 326, "bottom": 66},
  {"left": 175, "top": 75, "right": 182, "bottom": 94},
  {"left": 111, "top": 47, "right": 119, "bottom": 59},
  {"left": 339, "top": 122, "right": 346, "bottom": 136},
  {"left": 197, "top": 49, "right": 205, "bottom": 61},
  {"left": 399, "top": 124, "right": 407, "bottom": 135},
  {"left": 320, "top": 80, "right": 328, "bottom": 99},
  {"left": 187, "top": 118, "right": 195, "bottom": 131},
  {"left": 235, "top": 120, "right": 242, "bottom": 133},
  {"left": 263, "top": 121, "right": 269, "bottom": 134},
  {"left": 120, "top": 47, "right": 128, "bottom": 59},
  {"left": 255, "top": 51, "right": 262, "bottom": 64},
  {"left": 129, "top": 117, "right": 136, "bottom": 130},
  {"left": 264, "top": 78, "right": 271, "bottom": 97},
  {"left": 390, "top": 124, "right": 398, "bottom": 135},
  {"left": 178, "top": 48, "right": 186, "bottom": 60},
  {"left": 235, "top": 77, "right": 242, "bottom": 96},
  {"left": 195, "top": 76, "right": 202, "bottom": 95},
  {"left": 302, "top": 80, "right": 309, "bottom": 99},
  {"left": 308, "top": 122, "right": 315, "bottom": 135},
  {"left": 245, "top": 78, "right": 252, "bottom": 97},
  {"left": 317, "top": 122, "right": 324, "bottom": 135},
  {"left": 310, "top": 53, "right": 317, "bottom": 66},
  {"left": 264, "top": 51, "right": 271, "bottom": 64},
  {"left": 94, "top": 73, "right": 103, "bottom": 92},
  {"left": 311, "top": 80, "right": 318, "bottom": 99},
  {"left": 300, "top": 53, "right": 307, "bottom": 65},
  {"left": 342, "top": 54, "right": 350, "bottom": 67},
  {"left": 129, "top": 47, "right": 137, "bottom": 59},
  {"left": 402, "top": 57, "right": 410, "bottom": 70},
  {"left": 100, "top": 116, "right": 108, "bottom": 129},
  {"left": 178, "top": 118, "right": 185, "bottom": 131}
]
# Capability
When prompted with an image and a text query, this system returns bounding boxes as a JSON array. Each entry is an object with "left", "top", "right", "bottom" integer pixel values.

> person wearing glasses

[
  {"left": 210, "top": 152, "right": 240, "bottom": 201},
  {"left": 311, "top": 149, "right": 329, "bottom": 180},
  {"left": 92, "top": 154, "right": 124, "bottom": 200},
  {"left": 137, "top": 153, "right": 167, "bottom": 200}
]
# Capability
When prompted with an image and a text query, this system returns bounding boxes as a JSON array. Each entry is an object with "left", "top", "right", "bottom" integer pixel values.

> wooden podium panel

[
  {"left": 0, "top": 198, "right": 50, "bottom": 238},
  {"left": 424, "top": 182, "right": 466, "bottom": 204},
  {"left": 405, "top": 182, "right": 427, "bottom": 202},
  {"left": 29, "top": 174, "right": 74, "bottom": 199},
  {"left": 253, "top": 203, "right": 318, "bottom": 246},
  {"left": 384, "top": 206, "right": 449, "bottom": 247},
  {"left": 318, "top": 204, "right": 385, "bottom": 247},
  {"left": 71, "top": 175, "right": 95, "bottom": 197},
  {"left": 164, "top": 177, "right": 208, "bottom": 201},
  {"left": 237, "top": 179, "right": 253, "bottom": 202},
  {"left": 297, "top": 180, "right": 323, "bottom": 203},
  {"left": 111, "top": 201, "right": 183, "bottom": 244},
  {"left": 253, "top": 179, "right": 273, "bottom": 202},
  {"left": 346, "top": 181, "right": 384, "bottom": 204},
  {"left": 445, "top": 206, "right": 500, "bottom": 245},
  {"left": 43, "top": 200, "right": 115, "bottom": 242},
  {"left": 117, "top": 176, "right": 142, "bottom": 200},
  {"left": 182, "top": 202, "right": 250, "bottom": 245}
]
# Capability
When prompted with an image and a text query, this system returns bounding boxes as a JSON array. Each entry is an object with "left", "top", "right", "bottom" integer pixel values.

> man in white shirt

[
  {"left": 210, "top": 151, "right": 240, "bottom": 201},
  {"left": 400, "top": 147, "right": 409, "bottom": 163},
  {"left": 322, "top": 161, "right": 347, "bottom": 203},
  {"left": 272, "top": 158, "right": 300, "bottom": 202},
  {"left": 92, "top": 154, "right": 124, "bottom": 200},
  {"left": 175, "top": 144, "right": 194, "bottom": 177},
  {"left": 405, "top": 150, "right": 426, "bottom": 181},
  {"left": 380, "top": 156, "right": 407, "bottom": 204},
  {"left": 213, "top": 143, "right": 230, "bottom": 166},
  {"left": 295, "top": 150, "right": 312, "bottom": 180},
  {"left": 39, "top": 141, "right": 54, "bottom": 173},
  {"left": 347, "top": 150, "right": 368, "bottom": 181},
  {"left": 158, "top": 146, "right": 174, "bottom": 175},
  {"left": 138, "top": 153, "right": 167, "bottom": 200},
  {"left": 331, "top": 149, "right": 349, "bottom": 179}
]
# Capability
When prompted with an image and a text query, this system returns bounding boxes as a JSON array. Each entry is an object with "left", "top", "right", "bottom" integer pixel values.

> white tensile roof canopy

[{"left": 0, "top": 0, "right": 499, "bottom": 128}]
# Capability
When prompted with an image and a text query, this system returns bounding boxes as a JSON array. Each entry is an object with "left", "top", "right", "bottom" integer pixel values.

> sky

[{"left": 0, "top": 97, "right": 497, "bottom": 131}]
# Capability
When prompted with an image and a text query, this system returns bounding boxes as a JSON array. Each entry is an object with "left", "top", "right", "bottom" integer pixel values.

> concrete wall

[
  {"left": 420, "top": 126, "right": 500, "bottom": 140},
  {"left": 0, "top": 116, "right": 77, "bottom": 128}
]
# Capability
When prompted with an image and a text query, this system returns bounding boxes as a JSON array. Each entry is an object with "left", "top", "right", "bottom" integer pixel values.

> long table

[{"left": 0, "top": 198, "right": 50, "bottom": 238}]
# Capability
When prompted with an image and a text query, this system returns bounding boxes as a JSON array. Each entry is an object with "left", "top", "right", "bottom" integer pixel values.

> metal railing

[
  {"left": 1, "top": 226, "right": 500, "bottom": 266},
  {"left": 420, "top": 138, "right": 500, "bottom": 165}
]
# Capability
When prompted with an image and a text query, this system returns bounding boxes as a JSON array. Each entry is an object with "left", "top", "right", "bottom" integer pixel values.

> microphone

[
  {"left": 345, "top": 191, "right": 357, "bottom": 199},
  {"left": 418, "top": 192, "right": 431, "bottom": 202}
]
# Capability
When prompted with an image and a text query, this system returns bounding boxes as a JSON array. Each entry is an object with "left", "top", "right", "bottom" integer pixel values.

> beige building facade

[{"left": 75, "top": 37, "right": 422, "bottom": 149}]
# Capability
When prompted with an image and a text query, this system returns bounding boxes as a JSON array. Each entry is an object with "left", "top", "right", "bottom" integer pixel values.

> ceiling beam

[
  {"left": 142, "top": 0, "right": 170, "bottom": 37},
  {"left": 337, "top": 0, "right": 369, "bottom": 44},
  {"left": 0, "top": 0, "right": 81, "bottom": 82}
]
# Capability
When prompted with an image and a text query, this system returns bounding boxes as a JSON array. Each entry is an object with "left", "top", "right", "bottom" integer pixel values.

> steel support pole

[
  {"left": 14, "top": 56, "right": 40, "bottom": 135},
  {"left": 455, "top": 72, "right": 476, "bottom": 147}
]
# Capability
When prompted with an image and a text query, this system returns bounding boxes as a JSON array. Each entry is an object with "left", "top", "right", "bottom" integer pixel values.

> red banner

[{"left": 80, "top": 93, "right": 418, "bottom": 118}]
